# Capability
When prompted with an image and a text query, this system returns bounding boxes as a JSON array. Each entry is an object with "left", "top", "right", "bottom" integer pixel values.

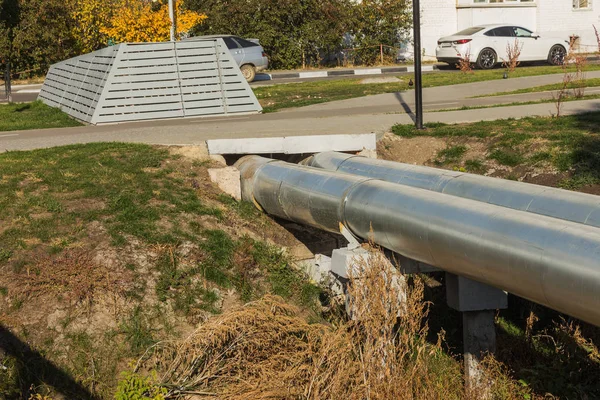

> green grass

[
  {"left": 434, "top": 145, "right": 467, "bottom": 166},
  {"left": 489, "top": 148, "right": 525, "bottom": 166},
  {"left": 254, "top": 64, "right": 600, "bottom": 112},
  {"left": 0, "top": 101, "right": 82, "bottom": 132},
  {"left": 120, "top": 306, "right": 157, "bottom": 354},
  {"left": 0, "top": 142, "right": 326, "bottom": 399},
  {"left": 477, "top": 77, "right": 600, "bottom": 97},
  {"left": 392, "top": 112, "right": 600, "bottom": 188},
  {"left": 0, "top": 142, "right": 222, "bottom": 255}
]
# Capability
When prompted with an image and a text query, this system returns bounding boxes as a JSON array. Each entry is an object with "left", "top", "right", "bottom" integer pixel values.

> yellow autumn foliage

[
  {"left": 100, "top": 0, "right": 206, "bottom": 44},
  {"left": 70, "top": 0, "right": 116, "bottom": 53}
]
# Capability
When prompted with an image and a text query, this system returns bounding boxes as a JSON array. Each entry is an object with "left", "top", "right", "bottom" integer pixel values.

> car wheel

[
  {"left": 476, "top": 48, "right": 497, "bottom": 69},
  {"left": 548, "top": 45, "right": 567, "bottom": 66},
  {"left": 240, "top": 64, "right": 256, "bottom": 82}
]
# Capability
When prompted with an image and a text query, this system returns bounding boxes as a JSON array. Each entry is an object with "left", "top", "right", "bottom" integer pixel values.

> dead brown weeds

[
  {"left": 139, "top": 247, "right": 467, "bottom": 399},
  {"left": 4, "top": 250, "right": 132, "bottom": 308}
]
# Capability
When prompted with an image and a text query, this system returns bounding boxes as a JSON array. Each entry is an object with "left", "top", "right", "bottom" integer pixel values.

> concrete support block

[
  {"left": 331, "top": 247, "right": 407, "bottom": 320},
  {"left": 331, "top": 247, "right": 370, "bottom": 279},
  {"left": 463, "top": 310, "right": 496, "bottom": 393},
  {"left": 446, "top": 273, "right": 508, "bottom": 312},
  {"left": 393, "top": 253, "right": 441, "bottom": 274},
  {"left": 446, "top": 273, "right": 506, "bottom": 395},
  {"left": 208, "top": 167, "right": 241, "bottom": 201},
  {"left": 209, "top": 154, "right": 227, "bottom": 166},
  {"left": 305, "top": 254, "right": 332, "bottom": 286},
  {"left": 357, "top": 148, "right": 378, "bottom": 159}
]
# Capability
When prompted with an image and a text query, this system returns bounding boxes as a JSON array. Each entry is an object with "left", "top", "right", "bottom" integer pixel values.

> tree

[
  {"left": 187, "top": 0, "right": 352, "bottom": 69},
  {"left": 1, "top": 0, "right": 77, "bottom": 75},
  {"left": 101, "top": 0, "right": 206, "bottom": 44},
  {"left": 350, "top": 0, "right": 412, "bottom": 65},
  {"left": 69, "top": 0, "right": 117, "bottom": 53}
]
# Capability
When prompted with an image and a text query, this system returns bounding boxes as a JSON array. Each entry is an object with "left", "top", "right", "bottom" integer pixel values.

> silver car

[{"left": 190, "top": 35, "right": 269, "bottom": 82}]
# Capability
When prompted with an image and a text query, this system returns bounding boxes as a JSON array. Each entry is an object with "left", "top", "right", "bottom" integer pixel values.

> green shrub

[{"left": 115, "top": 371, "right": 167, "bottom": 400}]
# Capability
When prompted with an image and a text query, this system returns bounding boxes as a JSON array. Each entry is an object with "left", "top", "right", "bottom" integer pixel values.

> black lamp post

[{"left": 412, "top": 0, "right": 423, "bottom": 129}]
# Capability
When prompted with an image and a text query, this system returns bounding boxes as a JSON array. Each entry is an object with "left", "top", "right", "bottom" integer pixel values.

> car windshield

[{"left": 452, "top": 27, "right": 485, "bottom": 36}]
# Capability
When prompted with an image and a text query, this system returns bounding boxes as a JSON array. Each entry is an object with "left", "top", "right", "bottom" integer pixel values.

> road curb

[{"left": 266, "top": 65, "right": 442, "bottom": 80}]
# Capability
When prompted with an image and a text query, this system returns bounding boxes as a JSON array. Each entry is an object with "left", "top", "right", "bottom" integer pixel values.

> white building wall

[
  {"left": 536, "top": 0, "right": 599, "bottom": 52},
  {"left": 456, "top": 5, "right": 537, "bottom": 32},
  {"left": 420, "top": 0, "right": 458, "bottom": 59}
]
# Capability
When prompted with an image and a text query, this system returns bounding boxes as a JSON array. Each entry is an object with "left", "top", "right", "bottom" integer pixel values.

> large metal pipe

[
  {"left": 237, "top": 155, "right": 600, "bottom": 326},
  {"left": 305, "top": 152, "right": 600, "bottom": 229}
]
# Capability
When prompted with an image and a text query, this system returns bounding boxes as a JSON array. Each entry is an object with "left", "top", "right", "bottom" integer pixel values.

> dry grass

[
  {"left": 129, "top": 246, "right": 537, "bottom": 399},
  {"left": 5, "top": 250, "right": 132, "bottom": 308}
]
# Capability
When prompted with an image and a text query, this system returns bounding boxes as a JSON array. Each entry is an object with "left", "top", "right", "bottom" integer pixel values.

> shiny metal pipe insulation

[
  {"left": 236, "top": 155, "right": 600, "bottom": 326},
  {"left": 304, "top": 152, "right": 600, "bottom": 229}
]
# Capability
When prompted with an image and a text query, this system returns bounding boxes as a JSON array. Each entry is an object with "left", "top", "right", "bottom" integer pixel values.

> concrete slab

[
  {"left": 446, "top": 273, "right": 508, "bottom": 312},
  {"left": 206, "top": 133, "right": 376, "bottom": 155},
  {"left": 208, "top": 167, "right": 241, "bottom": 201}
]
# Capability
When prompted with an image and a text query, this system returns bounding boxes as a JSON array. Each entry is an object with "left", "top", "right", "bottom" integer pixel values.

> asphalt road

[
  {"left": 2, "top": 71, "right": 600, "bottom": 153},
  {"left": 0, "top": 61, "right": 555, "bottom": 103},
  {"left": 2, "top": 69, "right": 426, "bottom": 103}
]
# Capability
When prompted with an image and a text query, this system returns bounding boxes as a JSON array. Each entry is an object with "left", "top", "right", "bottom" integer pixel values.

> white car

[{"left": 436, "top": 24, "right": 569, "bottom": 69}]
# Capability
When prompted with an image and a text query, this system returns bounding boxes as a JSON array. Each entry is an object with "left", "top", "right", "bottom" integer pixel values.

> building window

[{"left": 573, "top": 0, "right": 591, "bottom": 8}]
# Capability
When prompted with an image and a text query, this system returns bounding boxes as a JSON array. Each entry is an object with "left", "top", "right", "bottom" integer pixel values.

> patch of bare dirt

[
  {"left": 168, "top": 145, "right": 210, "bottom": 161},
  {"left": 65, "top": 198, "right": 105, "bottom": 213},
  {"left": 378, "top": 133, "right": 446, "bottom": 165}
]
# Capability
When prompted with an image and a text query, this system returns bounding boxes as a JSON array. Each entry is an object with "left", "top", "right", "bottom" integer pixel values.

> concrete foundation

[
  {"left": 206, "top": 133, "right": 376, "bottom": 155},
  {"left": 446, "top": 273, "right": 507, "bottom": 393},
  {"left": 208, "top": 167, "right": 241, "bottom": 201},
  {"left": 463, "top": 310, "right": 496, "bottom": 391},
  {"left": 331, "top": 246, "right": 407, "bottom": 319},
  {"left": 393, "top": 252, "right": 440, "bottom": 274},
  {"left": 446, "top": 274, "right": 508, "bottom": 312}
]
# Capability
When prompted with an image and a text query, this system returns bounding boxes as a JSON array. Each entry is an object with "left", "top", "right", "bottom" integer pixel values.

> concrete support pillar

[
  {"left": 446, "top": 273, "right": 508, "bottom": 393},
  {"left": 463, "top": 310, "right": 496, "bottom": 389}
]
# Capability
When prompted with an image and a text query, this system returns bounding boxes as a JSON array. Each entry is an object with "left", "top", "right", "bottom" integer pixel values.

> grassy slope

[
  {"left": 0, "top": 143, "right": 320, "bottom": 399},
  {"left": 0, "top": 101, "right": 82, "bottom": 132},
  {"left": 255, "top": 64, "right": 600, "bottom": 112},
  {"left": 392, "top": 112, "right": 600, "bottom": 189}
]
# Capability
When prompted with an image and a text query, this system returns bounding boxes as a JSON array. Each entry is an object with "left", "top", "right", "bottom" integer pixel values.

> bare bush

[
  {"left": 594, "top": 25, "right": 600, "bottom": 53},
  {"left": 456, "top": 48, "right": 473, "bottom": 74},
  {"left": 502, "top": 39, "right": 523, "bottom": 73},
  {"left": 553, "top": 37, "right": 588, "bottom": 116}
]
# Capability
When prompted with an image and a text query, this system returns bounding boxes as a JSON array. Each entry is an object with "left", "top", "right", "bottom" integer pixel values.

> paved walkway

[{"left": 2, "top": 72, "right": 600, "bottom": 152}]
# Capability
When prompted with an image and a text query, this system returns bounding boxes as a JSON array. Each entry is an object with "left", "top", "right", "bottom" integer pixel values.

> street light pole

[
  {"left": 412, "top": 0, "right": 424, "bottom": 129},
  {"left": 168, "top": 0, "right": 177, "bottom": 41}
]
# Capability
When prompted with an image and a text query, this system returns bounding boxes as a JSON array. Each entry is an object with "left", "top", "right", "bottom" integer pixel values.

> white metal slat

[
  {"left": 101, "top": 94, "right": 182, "bottom": 106},
  {"left": 99, "top": 101, "right": 183, "bottom": 114},
  {"left": 95, "top": 109, "right": 183, "bottom": 123},
  {"left": 183, "top": 106, "right": 226, "bottom": 116},
  {"left": 110, "top": 72, "right": 180, "bottom": 83},
  {"left": 105, "top": 87, "right": 182, "bottom": 98}
]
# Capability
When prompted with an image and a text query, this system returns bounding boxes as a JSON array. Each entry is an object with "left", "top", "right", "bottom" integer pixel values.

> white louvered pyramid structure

[{"left": 38, "top": 38, "right": 262, "bottom": 125}]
